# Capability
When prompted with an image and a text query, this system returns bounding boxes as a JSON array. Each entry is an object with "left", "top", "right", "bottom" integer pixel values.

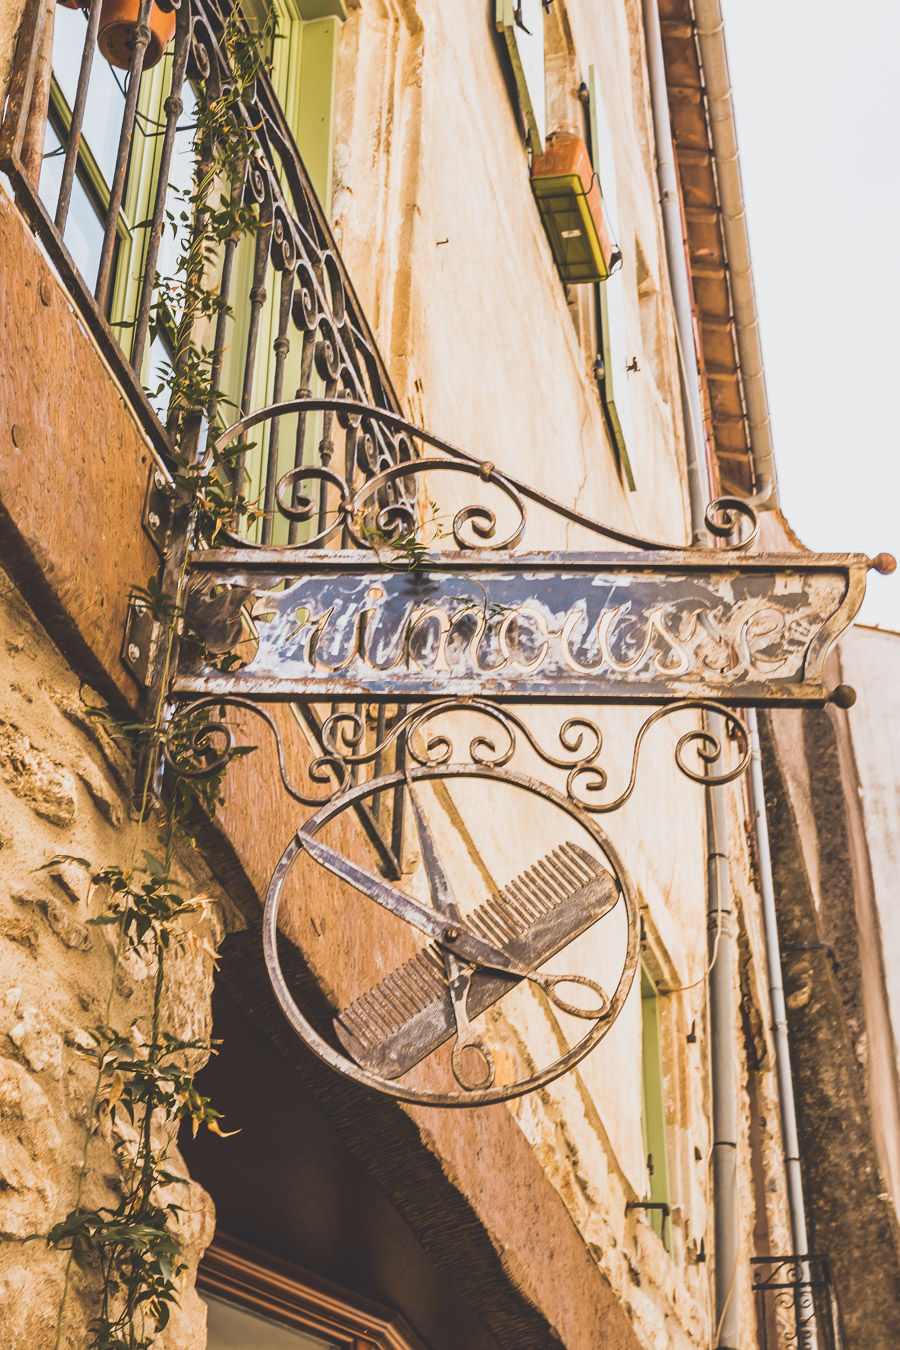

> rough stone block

[
  {"left": 0, "top": 916, "right": 37, "bottom": 952},
  {"left": 76, "top": 758, "right": 125, "bottom": 829},
  {"left": 0, "top": 1057, "right": 61, "bottom": 1236},
  {"left": 7, "top": 1001, "right": 64, "bottom": 1077},
  {"left": 0, "top": 721, "right": 76, "bottom": 827},
  {"left": 49, "top": 688, "right": 132, "bottom": 794},
  {"left": 47, "top": 859, "right": 90, "bottom": 906},
  {"left": 12, "top": 888, "right": 92, "bottom": 952},
  {"left": 43, "top": 898, "right": 92, "bottom": 952}
]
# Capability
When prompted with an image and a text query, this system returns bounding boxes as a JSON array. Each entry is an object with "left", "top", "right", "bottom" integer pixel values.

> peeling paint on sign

[{"left": 177, "top": 550, "right": 868, "bottom": 706}]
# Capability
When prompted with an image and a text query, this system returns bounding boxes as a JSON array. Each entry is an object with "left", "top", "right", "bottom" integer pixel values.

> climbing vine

[{"left": 41, "top": 6, "right": 276, "bottom": 1347}]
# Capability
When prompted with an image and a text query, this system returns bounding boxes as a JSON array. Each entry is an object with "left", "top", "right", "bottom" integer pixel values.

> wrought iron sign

[
  {"left": 155, "top": 398, "right": 884, "bottom": 1108},
  {"left": 4, "top": 0, "right": 883, "bottom": 1107},
  {"left": 180, "top": 548, "right": 866, "bottom": 706}
]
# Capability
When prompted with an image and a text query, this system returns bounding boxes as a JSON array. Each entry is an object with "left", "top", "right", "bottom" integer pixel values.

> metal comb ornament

[
  {"left": 263, "top": 760, "right": 641, "bottom": 1108},
  {"left": 334, "top": 838, "right": 620, "bottom": 1085}
]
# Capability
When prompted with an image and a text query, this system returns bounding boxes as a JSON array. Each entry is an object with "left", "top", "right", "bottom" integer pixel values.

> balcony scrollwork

[{"left": 1, "top": 0, "right": 416, "bottom": 534}]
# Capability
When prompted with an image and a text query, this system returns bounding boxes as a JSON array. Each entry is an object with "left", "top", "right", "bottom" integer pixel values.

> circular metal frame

[{"left": 263, "top": 762, "right": 640, "bottom": 1107}]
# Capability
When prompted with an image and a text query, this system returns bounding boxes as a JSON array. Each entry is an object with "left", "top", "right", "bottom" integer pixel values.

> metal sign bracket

[{"left": 139, "top": 397, "right": 891, "bottom": 1105}]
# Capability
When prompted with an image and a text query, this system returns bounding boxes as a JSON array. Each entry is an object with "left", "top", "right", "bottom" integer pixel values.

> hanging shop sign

[
  {"left": 178, "top": 548, "right": 867, "bottom": 707},
  {"left": 152, "top": 397, "right": 891, "bottom": 1107}
]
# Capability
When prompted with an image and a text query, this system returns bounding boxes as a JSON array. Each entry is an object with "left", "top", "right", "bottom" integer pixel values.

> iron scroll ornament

[
  {"left": 263, "top": 764, "right": 641, "bottom": 1108},
  {"left": 204, "top": 397, "right": 761, "bottom": 554},
  {"left": 167, "top": 696, "right": 750, "bottom": 1105}
]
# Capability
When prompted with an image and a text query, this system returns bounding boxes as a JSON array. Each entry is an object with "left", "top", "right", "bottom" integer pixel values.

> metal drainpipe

[{"left": 643, "top": 2, "right": 740, "bottom": 1344}]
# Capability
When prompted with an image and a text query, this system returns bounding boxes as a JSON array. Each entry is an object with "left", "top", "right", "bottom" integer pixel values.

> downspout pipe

[
  {"left": 692, "top": 0, "right": 779, "bottom": 511},
  {"left": 643, "top": 2, "right": 739, "bottom": 1344}
]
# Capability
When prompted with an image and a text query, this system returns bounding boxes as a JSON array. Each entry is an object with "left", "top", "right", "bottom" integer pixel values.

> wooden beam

[
  {"left": 674, "top": 146, "right": 711, "bottom": 166},
  {"left": 713, "top": 449, "right": 752, "bottom": 462},
  {"left": 685, "top": 205, "right": 719, "bottom": 222},
  {"left": 705, "top": 364, "right": 742, "bottom": 382},
  {"left": 710, "top": 412, "right": 748, "bottom": 427},
  {"left": 660, "top": 20, "right": 694, "bottom": 39}
]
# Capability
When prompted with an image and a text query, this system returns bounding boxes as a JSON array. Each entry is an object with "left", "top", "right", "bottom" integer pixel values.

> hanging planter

[
  {"left": 530, "top": 133, "right": 617, "bottom": 285},
  {"left": 96, "top": 0, "right": 176, "bottom": 70}
]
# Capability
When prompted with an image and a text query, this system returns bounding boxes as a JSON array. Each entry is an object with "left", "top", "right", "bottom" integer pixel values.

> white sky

[{"left": 720, "top": 0, "right": 900, "bottom": 630}]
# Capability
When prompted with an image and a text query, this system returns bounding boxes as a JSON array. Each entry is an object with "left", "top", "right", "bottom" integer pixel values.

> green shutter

[
  {"left": 495, "top": 0, "right": 547, "bottom": 153},
  {"left": 641, "top": 966, "right": 671, "bottom": 1249},
  {"left": 588, "top": 65, "right": 636, "bottom": 491}
]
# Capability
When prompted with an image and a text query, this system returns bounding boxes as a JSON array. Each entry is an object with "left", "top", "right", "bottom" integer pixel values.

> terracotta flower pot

[
  {"left": 97, "top": 0, "right": 176, "bottom": 70},
  {"left": 530, "top": 133, "right": 616, "bottom": 284}
]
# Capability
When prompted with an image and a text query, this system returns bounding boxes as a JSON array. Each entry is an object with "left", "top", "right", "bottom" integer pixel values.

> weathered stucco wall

[
  {"left": 838, "top": 628, "right": 900, "bottom": 1222},
  {"left": 0, "top": 567, "right": 237, "bottom": 1348}
]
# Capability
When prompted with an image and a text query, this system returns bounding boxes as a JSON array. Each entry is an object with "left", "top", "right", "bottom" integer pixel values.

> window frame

[{"left": 198, "top": 1232, "right": 430, "bottom": 1350}]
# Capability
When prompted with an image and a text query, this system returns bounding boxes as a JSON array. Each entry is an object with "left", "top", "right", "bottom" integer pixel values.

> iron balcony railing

[
  {"left": 752, "top": 1255, "right": 845, "bottom": 1350},
  {"left": 0, "top": 0, "right": 415, "bottom": 533},
  {"left": 1, "top": 0, "right": 415, "bottom": 871}
]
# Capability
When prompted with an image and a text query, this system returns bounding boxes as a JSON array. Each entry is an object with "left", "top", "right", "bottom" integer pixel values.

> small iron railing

[
  {"left": 1, "top": 0, "right": 414, "bottom": 869},
  {"left": 751, "top": 1255, "right": 845, "bottom": 1350},
  {"left": 0, "top": 0, "right": 414, "bottom": 534}
]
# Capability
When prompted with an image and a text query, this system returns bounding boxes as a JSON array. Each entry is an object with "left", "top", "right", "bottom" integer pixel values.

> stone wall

[{"left": 0, "top": 567, "right": 237, "bottom": 1349}]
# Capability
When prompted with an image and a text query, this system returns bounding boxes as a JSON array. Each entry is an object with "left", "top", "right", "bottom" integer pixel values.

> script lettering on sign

[{"left": 177, "top": 550, "right": 868, "bottom": 706}]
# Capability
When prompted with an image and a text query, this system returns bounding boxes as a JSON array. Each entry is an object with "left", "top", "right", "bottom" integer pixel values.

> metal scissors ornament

[{"left": 263, "top": 762, "right": 640, "bottom": 1107}]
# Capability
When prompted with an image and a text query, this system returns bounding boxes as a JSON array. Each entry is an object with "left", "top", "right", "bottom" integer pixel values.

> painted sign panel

[{"left": 176, "top": 550, "right": 868, "bottom": 705}]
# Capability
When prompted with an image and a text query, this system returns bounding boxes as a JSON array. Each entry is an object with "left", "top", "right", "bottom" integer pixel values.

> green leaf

[
  {"left": 140, "top": 850, "right": 168, "bottom": 878},
  {"left": 39, "top": 855, "right": 93, "bottom": 872}
]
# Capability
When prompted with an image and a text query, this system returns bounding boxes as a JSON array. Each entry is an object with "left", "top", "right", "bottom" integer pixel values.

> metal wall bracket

[
  {"left": 121, "top": 595, "right": 158, "bottom": 687},
  {"left": 142, "top": 467, "right": 175, "bottom": 556}
]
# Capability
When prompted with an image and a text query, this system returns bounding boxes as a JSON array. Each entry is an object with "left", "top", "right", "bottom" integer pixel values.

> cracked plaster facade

[{"left": 0, "top": 571, "right": 237, "bottom": 1349}]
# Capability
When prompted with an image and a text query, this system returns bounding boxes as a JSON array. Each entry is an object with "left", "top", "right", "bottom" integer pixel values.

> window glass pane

[
  {"left": 41, "top": 118, "right": 106, "bottom": 292},
  {"left": 144, "top": 332, "right": 172, "bottom": 419},
  {"left": 152, "top": 76, "right": 199, "bottom": 321},
  {"left": 202, "top": 1293, "right": 341, "bottom": 1349},
  {"left": 39, "top": 114, "right": 65, "bottom": 211},
  {"left": 52, "top": 5, "right": 128, "bottom": 184}
]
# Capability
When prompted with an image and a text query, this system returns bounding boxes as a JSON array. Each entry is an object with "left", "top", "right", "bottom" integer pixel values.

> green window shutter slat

[
  {"left": 495, "top": 0, "right": 547, "bottom": 153},
  {"left": 640, "top": 966, "right": 671, "bottom": 1250},
  {"left": 588, "top": 64, "right": 636, "bottom": 491}
]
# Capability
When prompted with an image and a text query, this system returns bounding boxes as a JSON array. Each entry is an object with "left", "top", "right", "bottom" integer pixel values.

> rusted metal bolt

[
  {"left": 39, "top": 279, "right": 52, "bottom": 305},
  {"left": 127, "top": 643, "right": 141, "bottom": 663},
  {"left": 444, "top": 926, "right": 459, "bottom": 943}
]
